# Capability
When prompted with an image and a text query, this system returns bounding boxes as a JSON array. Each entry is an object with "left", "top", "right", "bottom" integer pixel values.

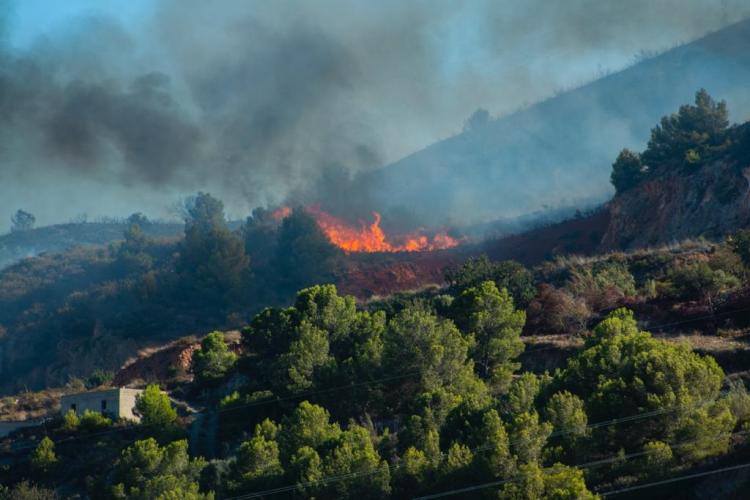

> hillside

[
  {"left": 7, "top": 4, "right": 750, "bottom": 498},
  {"left": 2, "top": 86, "right": 749, "bottom": 398},
  {"left": 364, "top": 18, "right": 750, "bottom": 227},
  {"left": 3, "top": 232, "right": 750, "bottom": 498},
  {"left": 0, "top": 114, "right": 749, "bottom": 500}
]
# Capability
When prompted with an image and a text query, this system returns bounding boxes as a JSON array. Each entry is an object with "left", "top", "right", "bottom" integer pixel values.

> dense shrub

[
  {"left": 526, "top": 284, "right": 590, "bottom": 335},
  {"left": 79, "top": 410, "right": 112, "bottom": 432},
  {"left": 667, "top": 261, "right": 740, "bottom": 307},
  {"left": 558, "top": 309, "right": 732, "bottom": 458},
  {"left": 445, "top": 256, "right": 535, "bottom": 307},
  {"left": 565, "top": 261, "right": 636, "bottom": 311},
  {"left": 610, "top": 149, "right": 646, "bottom": 194}
]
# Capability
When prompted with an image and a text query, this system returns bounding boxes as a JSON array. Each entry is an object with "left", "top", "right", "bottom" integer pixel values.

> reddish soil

[
  {"left": 336, "top": 250, "right": 463, "bottom": 299},
  {"left": 335, "top": 210, "right": 610, "bottom": 300},
  {"left": 113, "top": 338, "right": 199, "bottom": 387},
  {"left": 481, "top": 209, "right": 610, "bottom": 265}
]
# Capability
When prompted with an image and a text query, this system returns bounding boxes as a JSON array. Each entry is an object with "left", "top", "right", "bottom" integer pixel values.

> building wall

[
  {"left": 60, "top": 388, "right": 143, "bottom": 421},
  {"left": 117, "top": 388, "right": 143, "bottom": 421}
]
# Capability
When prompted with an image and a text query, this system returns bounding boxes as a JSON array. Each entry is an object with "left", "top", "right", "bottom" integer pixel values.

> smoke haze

[{"left": 1, "top": 0, "right": 750, "bottom": 231}]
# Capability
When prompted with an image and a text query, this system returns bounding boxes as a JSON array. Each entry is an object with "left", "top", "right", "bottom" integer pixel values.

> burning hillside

[{"left": 280, "top": 206, "right": 462, "bottom": 253}]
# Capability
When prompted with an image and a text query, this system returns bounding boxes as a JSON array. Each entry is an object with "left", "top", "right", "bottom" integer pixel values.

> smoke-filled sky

[{"left": 1, "top": 0, "right": 750, "bottom": 232}]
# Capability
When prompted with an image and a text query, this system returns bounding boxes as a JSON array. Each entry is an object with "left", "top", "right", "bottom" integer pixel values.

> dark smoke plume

[{"left": 1, "top": 0, "right": 750, "bottom": 230}]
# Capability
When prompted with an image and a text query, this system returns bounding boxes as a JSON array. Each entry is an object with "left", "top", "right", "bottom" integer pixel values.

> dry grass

[
  {"left": 543, "top": 238, "right": 717, "bottom": 274},
  {"left": 522, "top": 334, "right": 585, "bottom": 350},
  {"left": 655, "top": 329, "right": 750, "bottom": 353},
  {"left": 0, "top": 387, "right": 75, "bottom": 421}
]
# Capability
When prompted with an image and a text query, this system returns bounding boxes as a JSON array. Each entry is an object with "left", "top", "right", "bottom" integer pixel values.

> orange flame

[
  {"left": 306, "top": 206, "right": 460, "bottom": 253},
  {"left": 270, "top": 206, "right": 292, "bottom": 221}
]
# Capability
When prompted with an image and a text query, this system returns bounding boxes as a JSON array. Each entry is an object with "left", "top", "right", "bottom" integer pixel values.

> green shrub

[
  {"left": 85, "top": 369, "right": 113, "bottom": 389},
  {"left": 643, "top": 441, "right": 672, "bottom": 475},
  {"left": 79, "top": 409, "right": 112, "bottom": 432},
  {"left": 219, "top": 391, "right": 243, "bottom": 409},
  {"left": 62, "top": 409, "right": 80, "bottom": 431},
  {"left": 610, "top": 149, "right": 646, "bottom": 194},
  {"left": 30, "top": 437, "right": 57, "bottom": 473},
  {"left": 667, "top": 262, "right": 740, "bottom": 306},
  {"left": 445, "top": 256, "right": 535, "bottom": 307},
  {"left": 0, "top": 481, "right": 58, "bottom": 499}
]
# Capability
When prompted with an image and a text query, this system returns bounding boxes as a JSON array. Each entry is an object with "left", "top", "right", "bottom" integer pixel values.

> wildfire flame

[
  {"left": 305, "top": 206, "right": 461, "bottom": 253},
  {"left": 270, "top": 206, "right": 292, "bottom": 221}
]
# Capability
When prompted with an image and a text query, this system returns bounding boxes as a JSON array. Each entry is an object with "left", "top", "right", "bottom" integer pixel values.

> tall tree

[
  {"left": 643, "top": 88, "right": 730, "bottom": 168},
  {"left": 135, "top": 384, "right": 177, "bottom": 432},
  {"left": 10, "top": 209, "right": 35, "bottom": 232},
  {"left": 383, "top": 306, "right": 479, "bottom": 408},
  {"left": 451, "top": 281, "right": 525, "bottom": 391},
  {"left": 558, "top": 308, "right": 732, "bottom": 458},
  {"left": 273, "top": 209, "right": 341, "bottom": 293},
  {"left": 111, "top": 439, "right": 210, "bottom": 499},
  {"left": 610, "top": 148, "right": 646, "bottom": 194},
  {"left": 177, "top": 192, "right": 250, "bottom": 297},
  {"left": 192, "top": 331, "right": 237, "bottom": 385}
]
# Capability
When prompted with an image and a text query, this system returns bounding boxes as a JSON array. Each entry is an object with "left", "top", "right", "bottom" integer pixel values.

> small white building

[{"left": 60, "top": 388, "right": 143, "bottom": 421}]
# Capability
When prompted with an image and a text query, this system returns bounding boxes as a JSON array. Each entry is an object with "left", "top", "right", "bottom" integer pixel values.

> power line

[
  {"left": 600, "top": 461, "right": 750, "bottom": 496},
  {"left": 215, "top": 369, "right": 421, "bottom": 414},
  {"left": 0, "top": 345, "right": 567, "bottom": 456},
  {"left": 2, "top": 304, "right": 747, "bottom": 463},
  {"left": 225, "top": 387, "right": 730, "bottom": 499},
  {"left": 414, "top": 429, "right": 750, "bottom": 499},
  {"left": 642, "top": 305, "right": 750, "bottom": 332},
  {"left": 0, "top": 370, "right": 421, "bottom": 456}
]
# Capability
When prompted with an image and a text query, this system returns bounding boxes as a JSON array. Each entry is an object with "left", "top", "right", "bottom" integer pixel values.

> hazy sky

[{"left": 1, "top": 0, "right": 749, "bottom": 231}]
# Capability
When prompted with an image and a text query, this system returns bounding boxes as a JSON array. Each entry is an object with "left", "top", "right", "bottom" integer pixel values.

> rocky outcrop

[
  {"left": 113, "top": 339, "right": 200, "bottom": 387},
  {"left": 601, "top": 160, "right": 750, "bottom": 250},
  {"left": 112, "top": 331, "right": 242, "bottom": 388}
]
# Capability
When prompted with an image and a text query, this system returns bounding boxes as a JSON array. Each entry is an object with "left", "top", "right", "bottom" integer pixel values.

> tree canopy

[
  {"left": 192, "top": 331, "right": 237, "bottom": 385},
  {"left": 135, "top": 384, "right": 178, "bottom": 432},
  {"left": 643, "top": 88, "right": 730, "bottom": 168},
  {"left": 10, "top": 209, "right": 35, "bottom": 232}
]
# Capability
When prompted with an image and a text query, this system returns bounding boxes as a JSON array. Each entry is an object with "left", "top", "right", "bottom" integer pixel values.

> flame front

[
  {"left": 305, "top": 206, "right": 460, "bottom": 253},
  {"left": 270, "top": 206, "right": 292, "bottom": 221}
]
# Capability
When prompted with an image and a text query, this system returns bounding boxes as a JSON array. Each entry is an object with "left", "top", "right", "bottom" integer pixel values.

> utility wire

[
  {"left": 600, "top": 461, "right": 750, "bottom": 496},
  {"left": 2, "top": 305, "right": 748, "bottom": 462},
  {"left": 225, "top": 387, "right": 732, "bottom": 499},
  {"left": 413, "top": 429, "right": 750, "bottom": 499},
  {"left": 0, "top": 344, "right": 567, "bottom": 456}
]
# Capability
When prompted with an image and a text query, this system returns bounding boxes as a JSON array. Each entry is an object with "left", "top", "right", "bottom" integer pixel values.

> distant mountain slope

[
  {"left": 0, "top": 222, "right": 182, "bottom": 270},
  {"left": 366, "top": 18, "right": 750, "bottom": 227}
]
